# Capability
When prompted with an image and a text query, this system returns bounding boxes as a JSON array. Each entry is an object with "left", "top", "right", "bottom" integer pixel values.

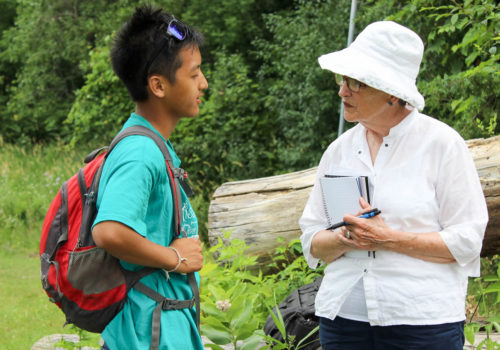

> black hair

[
  {"left": 110, "top": 5, "right": 204, "bottom": 101},
  {"left": 398, "top": 99, "right": 407, "bottom": 107}
]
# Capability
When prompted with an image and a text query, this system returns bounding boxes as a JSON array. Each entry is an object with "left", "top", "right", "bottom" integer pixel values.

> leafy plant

[
  {"left": 54, "top": 325, "right": 100, "bottom": 350},
  {"left": 258, "top": 293, "right": 319, "bottom": 350},
  {"left": 465, "top": 255, "right": 500, "bottom": 349},
  {"left": 200, "top": 230, "right": 269, "bottom": 349},
  {"left": 200, "top": 231, "right": 323, "bottom": 349},
  {"left": 385, "top": 0, "right": 500, "bottom": 138},
  {"left": 255, "top": 0, "right": 351, "bottom": 171}
]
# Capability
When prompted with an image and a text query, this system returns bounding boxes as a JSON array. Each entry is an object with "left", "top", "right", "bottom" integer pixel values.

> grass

[
  {"left": 0, "top": 250, "right": 90, "bottom": 349},
  {"left": 0, "top": 140, "right": 89, "bottom": 253},
  {"left": 0, "top": 141, "right": 99, "bottom": 349}
]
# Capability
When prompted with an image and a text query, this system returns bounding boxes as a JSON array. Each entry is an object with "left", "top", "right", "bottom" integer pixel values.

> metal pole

[{"left": 337, "top": 0, "right": 357, "bottom": 137}]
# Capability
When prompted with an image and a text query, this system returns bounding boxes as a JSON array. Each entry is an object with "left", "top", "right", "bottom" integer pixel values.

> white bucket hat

[{"left": 318, "top": 21, "right": 425, "bottom": 111}]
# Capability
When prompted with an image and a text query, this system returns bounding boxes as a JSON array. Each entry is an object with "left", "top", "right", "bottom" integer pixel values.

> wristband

[{"left": 164, "top": 247, "right": 187, "bottom": 273}]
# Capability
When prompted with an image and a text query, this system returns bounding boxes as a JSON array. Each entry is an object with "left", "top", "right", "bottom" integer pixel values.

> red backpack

[{"left": 40, "top": 126, "right": 199, "bottom": 344}]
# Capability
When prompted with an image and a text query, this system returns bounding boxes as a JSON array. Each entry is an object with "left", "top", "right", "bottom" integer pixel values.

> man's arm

[{"left": 93, "top": 221, "right": 203, "bottom": 273}]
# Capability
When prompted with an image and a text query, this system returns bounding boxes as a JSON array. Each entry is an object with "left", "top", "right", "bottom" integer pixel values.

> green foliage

[
  {"left": 261, "top": 295, "right": 319, "bottom": 350},
  {"left": 0, "top": 141, "right": 87, "bottom": 253},
  {"left": 0, "top": 0, "right": 16, "bottom": 33},
  {"left": 67, "top": 36, "right": 134, "bottom": 146},
  {"left": 54, "top": 325, "right": 101, "bottom": 349},
  {"left": 255, "top": 0, "right": 351, "bottom": 171},
  {"left": 175, "top": 0, "right": 292, "bottom": 65},
  {"left": 201, "top": 231, "right": 271, "bottom": 349},
  {"left": 0, "top": 0, "right": 17, "bottom": 122},
  {"left": 418, "top": 0, "right": 499, "bottom": 138},
  {"left": 0, "top": 0, "right": 146, "bottom": 144},
  {"left": 261, "top": 311, "right": 319, "bottom": 350},
  {"left": 383, "top": 0, "right": 500, "bottom": 138},
  {"left": 171, "top": 52, "right": 278, "bottom": 197},
  {"left": 200, "top": 231, "right": 323, "bottom": 349},
  {"left": 0, "top": 0, "right": 498, "bottom": 204},
  {"left": 465, "top": 255, "right": 500, "bottom": 348}
]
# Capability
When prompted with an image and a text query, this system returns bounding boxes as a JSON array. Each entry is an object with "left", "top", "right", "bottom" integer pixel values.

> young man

[{"left": 92, "top": 6, "right": 208, "bottom": 350}]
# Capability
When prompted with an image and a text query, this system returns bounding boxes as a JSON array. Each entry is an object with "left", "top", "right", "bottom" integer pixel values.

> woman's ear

[{"left": 148, "top": 74, "right": 167, "bottom": 98}]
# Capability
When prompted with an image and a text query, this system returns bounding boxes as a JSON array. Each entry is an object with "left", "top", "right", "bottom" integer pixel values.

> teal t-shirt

[{"left": 93, "top": 113, "right": 202, "bottom": 350}]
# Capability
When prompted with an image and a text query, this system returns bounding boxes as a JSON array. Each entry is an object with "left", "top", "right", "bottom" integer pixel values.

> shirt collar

[
  {"left": 384, "top": 108, "right": 418, "bottom": 141},
  {"left": 353, "top": 108, "right": 418, "bottom": 144},
  {"left": 124, "top": 113, "right": 181, "bottom": 166}
]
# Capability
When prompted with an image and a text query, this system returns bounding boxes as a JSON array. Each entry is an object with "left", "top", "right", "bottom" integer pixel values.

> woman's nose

[{"left": 338, "top": 82, "right": 351, "bottom": 97}]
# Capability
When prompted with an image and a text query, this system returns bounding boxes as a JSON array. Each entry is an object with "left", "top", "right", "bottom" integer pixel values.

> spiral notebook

[{"left": 320, "top": 175, "right": 370, "bottom": 226}]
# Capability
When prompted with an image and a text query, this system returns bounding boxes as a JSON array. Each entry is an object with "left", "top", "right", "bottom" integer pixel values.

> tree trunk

[{"left": 208, "top": 135, "right": 500, "bottom": 259}]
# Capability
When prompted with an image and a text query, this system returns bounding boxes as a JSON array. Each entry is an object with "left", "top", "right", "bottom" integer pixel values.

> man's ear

[{"left": 148, "top": 74, "right": 168, "bottom": 98}]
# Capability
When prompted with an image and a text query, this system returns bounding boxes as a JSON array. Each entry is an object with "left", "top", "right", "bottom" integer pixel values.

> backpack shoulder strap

[
  {"left": 107, "top": 125, "right": 172, "bottom": 163},
  {"left": 104, "top": 125, "right": 183, "bottom": 237}
]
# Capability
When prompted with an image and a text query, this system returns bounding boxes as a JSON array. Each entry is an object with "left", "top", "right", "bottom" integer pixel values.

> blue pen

[{"left": 327, "top": 208, "right": 381, "bottom": 230}]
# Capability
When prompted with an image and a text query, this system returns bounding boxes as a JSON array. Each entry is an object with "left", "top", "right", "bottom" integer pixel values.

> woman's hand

[
  {"left": 340, "top": 197, "right": 394, "bottom": 250},
  {"left": 339, "top": 198, "right": 455, "bottom": 263},
  {"left": 310, "top": 229, "right": 353, "bottom": 263}
]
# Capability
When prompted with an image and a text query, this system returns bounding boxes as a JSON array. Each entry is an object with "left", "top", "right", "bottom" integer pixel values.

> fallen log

[{"left": 208, "top": 135, "right": 500, "bottom": 259}]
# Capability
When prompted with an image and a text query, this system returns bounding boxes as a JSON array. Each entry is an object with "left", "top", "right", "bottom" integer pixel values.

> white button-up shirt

[{"left": 299, "top": 109, "right": 488, "bottom": 326}]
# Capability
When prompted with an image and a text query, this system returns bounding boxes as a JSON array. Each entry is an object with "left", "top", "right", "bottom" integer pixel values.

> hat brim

[{"left": 318, "top": 48, "right": 425, "bottom": 111}]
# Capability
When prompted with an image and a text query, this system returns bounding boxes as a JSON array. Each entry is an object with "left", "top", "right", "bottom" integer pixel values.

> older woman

[{"left": 299, "top": 21, "right": 488, "bottom": 349}]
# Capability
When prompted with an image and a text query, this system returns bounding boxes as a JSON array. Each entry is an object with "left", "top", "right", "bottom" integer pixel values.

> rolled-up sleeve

[{"left": 437, "top": 137, "right": 488, "bottom": 276}]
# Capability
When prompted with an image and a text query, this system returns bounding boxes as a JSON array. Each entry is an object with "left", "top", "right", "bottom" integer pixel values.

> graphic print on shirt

[{"left": 181, "top": 195, "right": 198, "bottom": 238}]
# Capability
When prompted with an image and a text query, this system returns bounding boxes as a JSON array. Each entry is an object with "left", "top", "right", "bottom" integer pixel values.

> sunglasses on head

[
  {"left": 143, "top": 17, "right": 186, "bottom": 80},
  {"left": 335, "top": 74, "right": 365, "bottom": 92},
  {"left": 165, "top": 18, "right": 186, "bottom": 41}
]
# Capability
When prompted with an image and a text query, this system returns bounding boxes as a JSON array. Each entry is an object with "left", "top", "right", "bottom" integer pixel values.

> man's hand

[{"left": 170, "top": 238, "right": 203, "bottom": 273}]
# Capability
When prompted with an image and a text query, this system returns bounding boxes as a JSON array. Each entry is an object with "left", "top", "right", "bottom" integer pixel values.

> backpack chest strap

[{"left": 134, "top": 281, "right": 196, "bottom": 350}]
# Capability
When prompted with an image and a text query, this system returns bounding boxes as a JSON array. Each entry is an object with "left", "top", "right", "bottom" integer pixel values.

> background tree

[
  {"left": 0, "top": 0, "right": 145, "bottom": 144},
  {"left": 363, "top": 0, "right": 499, "bottom": 139},
  {"left": 255, "top": 0, "right": 352, "bottom": 172},
  {"left": 0, "top": 0, "right": 20, "bottom": 142},
  {"left": 0, "top": 0, "right": 498, "bottom": 207}
]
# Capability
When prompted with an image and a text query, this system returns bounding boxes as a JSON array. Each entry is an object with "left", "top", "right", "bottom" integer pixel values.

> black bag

[{"left": 264, "top": 277, "right": 323, "bottom": 350}]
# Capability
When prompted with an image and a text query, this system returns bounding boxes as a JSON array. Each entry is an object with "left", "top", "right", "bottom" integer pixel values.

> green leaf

[
  {"left": 201, "top": 300, "right": 224, "bottom": 320},
  {"left": 464, "top": 323, "right": 477, "bottom": 345},
  {"left": 266, "top": 305, "right": 286, "bottom": 341},
  {"left": 201, "top": 321, "right": 233, "bottom": 346},
  {"left": 204, "top": 343, "right": 226, "bottom": 350},
  {"left": 483, "top": 274, "right": 500, "bottom": 282},
  {"left": 296, "top": 325, "right": 319, "bottom": 350},
  {"left": 230, "top": 299, "right": 254, "bottom": 330},
  {"left": 484, "top": 282, "right": 500, "bottom": 293},
  {"left": 239, "top": 333, "right": 265, "bottom": 350},
  {"left": 465, "top": 51, "right": 480, "bottom": 67}
]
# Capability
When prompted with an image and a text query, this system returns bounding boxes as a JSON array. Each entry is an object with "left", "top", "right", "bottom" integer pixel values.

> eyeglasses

[
  {"left": 335, "top": 74, "right": 365, "bottom": 92},
  {"left": 143, "top": 18, "right": 186, "bottom": 80}
]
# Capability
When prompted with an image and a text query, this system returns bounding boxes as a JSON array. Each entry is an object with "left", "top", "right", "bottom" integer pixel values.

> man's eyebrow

[{"left": 190, "top": 64, "right": 201, "bottom": 72}]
